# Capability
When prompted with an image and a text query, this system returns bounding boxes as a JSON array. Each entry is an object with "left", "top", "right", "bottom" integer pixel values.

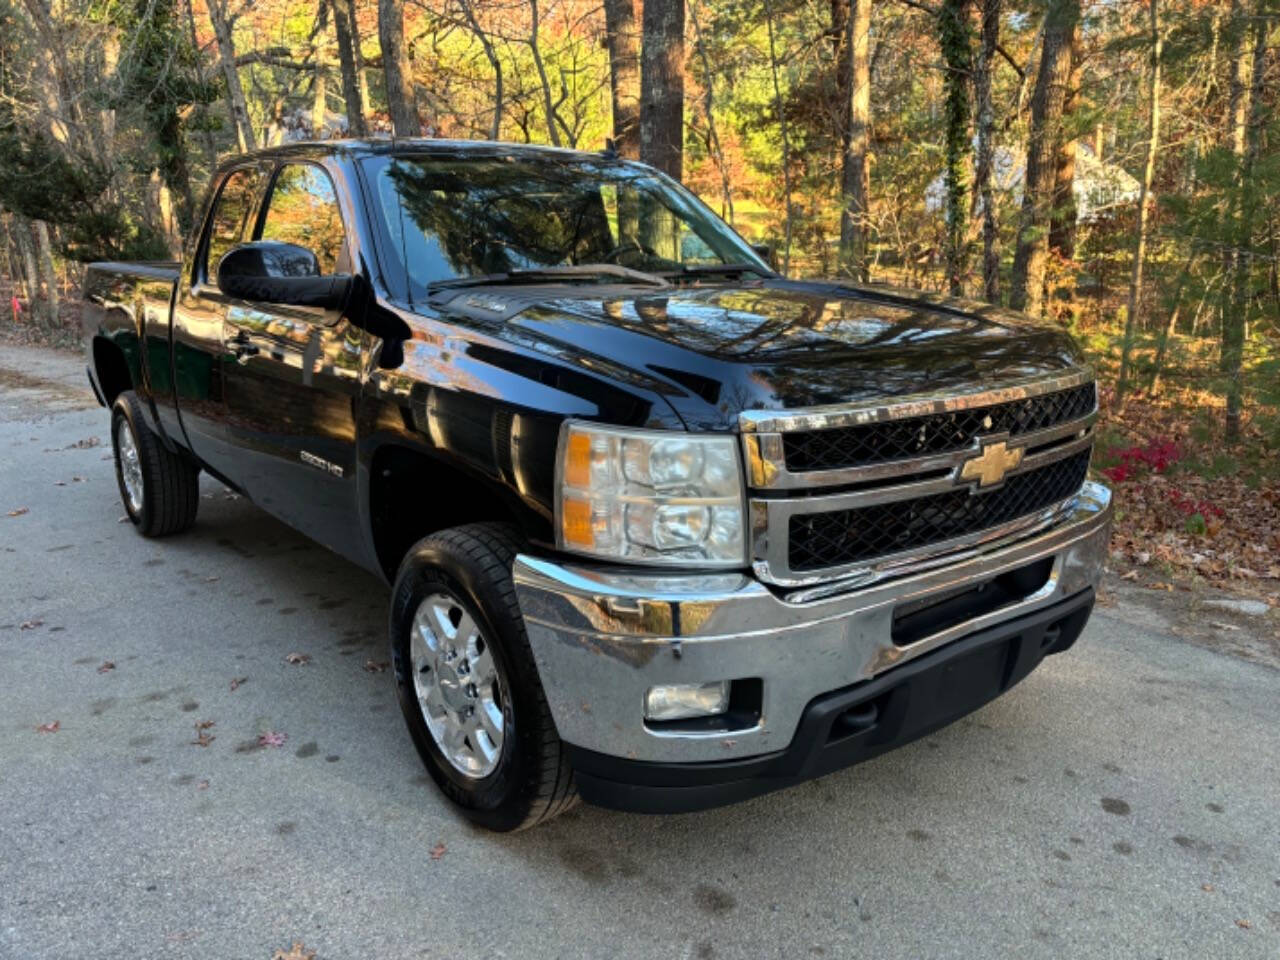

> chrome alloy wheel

[
  {"left": 410, "top": 592, "right": 506, "bottom": 779},
  {"left": 115, "top": 416, "right": 144, "bottom": 515}
]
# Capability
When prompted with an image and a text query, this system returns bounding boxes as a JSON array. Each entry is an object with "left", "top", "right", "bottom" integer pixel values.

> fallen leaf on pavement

[
  {"left": 429, "top": 842, "right": 446, "bottom": 860},
  {"left": 97, "top": 661, "right": 115, "bottom": 674},
  {"left": 230, "top": 676, "right": 248, "bottom": 692},
  {"left": 19, "top": 619, "right": 43, "bottom": 630},
  {"left": 36, "top": 721, "right": 60, "bottom": 733},
  {"left": 1201, "top": 883, "right": 1214, "bottom": 892},
  {"left": 68, "top": 437, "right": 100, "bottom": 449},
  {"left": 196, "top": 779, "right": 210, "bottom": 790},
  {"left": 258, "top": 730, "right": 287, "bottom": 748},
  {"left": 284, "top": 653, "right": 310, "bottom": 666},
  {"left": 6, "top": 507, "right": 28, "bottom": 517},
  {"left": 272, "top": 943, "right": 316, "bottom": 960},
  {"left": 362, "top": 660, "right": 389, "bottom": 673},
  {"left": 192, "top": 720, "right": 216, "bottom": 747},
  {"left": 1235, "top": 919, "right": 1251, "bottom": 930},
  {"left": 1119, "top": 570, "right": 1138, "bottom": 581}
]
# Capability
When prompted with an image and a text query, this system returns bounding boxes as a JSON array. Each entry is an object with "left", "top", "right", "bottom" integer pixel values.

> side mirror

[
  {"left": 750, "top": 243, "right": 777, "bottom": 271},
  {"left": 216, "top": 241, "right": 351, "bottom": 311}
]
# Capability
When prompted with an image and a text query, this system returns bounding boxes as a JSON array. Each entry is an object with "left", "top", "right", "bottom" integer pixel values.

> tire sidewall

[
  {"left": 390, "top": 539, "right": 542, "bottom": 831},
  {"left": 110, "top": 395, "right": 149, "bottom": 531}
]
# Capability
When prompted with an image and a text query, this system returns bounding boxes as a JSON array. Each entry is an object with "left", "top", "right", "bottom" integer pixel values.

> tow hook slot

[
  {"left": 828, "top": 692, "right": 890, "bottom": 744},
  {"left": 835, "top": 702, "right": 878, "bottom": 734}
]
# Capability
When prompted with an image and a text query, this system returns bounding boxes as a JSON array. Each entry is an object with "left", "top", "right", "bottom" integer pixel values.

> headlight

[{"left": 556, "top": 422, "right": 746, "bottom": 566}]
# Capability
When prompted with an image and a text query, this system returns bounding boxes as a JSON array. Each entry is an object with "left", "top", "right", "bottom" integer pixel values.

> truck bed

[{"left": 86, "top": 261, "right": 181, "bottom": 283}]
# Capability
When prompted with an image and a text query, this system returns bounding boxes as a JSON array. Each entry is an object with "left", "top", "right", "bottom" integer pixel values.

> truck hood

[{"left": 431, "top": 278, "right": 1086, "bottom": 431}]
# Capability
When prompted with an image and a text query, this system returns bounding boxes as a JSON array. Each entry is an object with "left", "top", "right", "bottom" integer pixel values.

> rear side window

[
  {"left": 204, "top": 167, "right": 264, "bottom": 283},
  {"left": 258, "top": 163, "right": 346, "bottom": 274}
]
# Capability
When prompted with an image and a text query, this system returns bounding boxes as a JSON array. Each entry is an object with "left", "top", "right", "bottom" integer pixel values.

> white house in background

[{"left": 925, "top": 142, "right": 1141, "bottom": 222}]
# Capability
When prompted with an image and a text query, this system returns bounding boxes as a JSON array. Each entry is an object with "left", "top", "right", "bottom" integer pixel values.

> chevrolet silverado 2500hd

[{"left": 83, "top": 139, "right": 1111, "bottom": 831}]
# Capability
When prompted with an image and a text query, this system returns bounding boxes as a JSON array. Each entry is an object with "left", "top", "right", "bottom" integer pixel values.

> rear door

[{"left": 217, "top": 160, "right": 366, "bottom": 556}]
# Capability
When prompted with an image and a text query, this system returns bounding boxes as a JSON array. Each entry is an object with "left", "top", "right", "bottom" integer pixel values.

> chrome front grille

[
  {"left": 781, "top": 382, "right": 1096, "bottom": 473},
  {"left": 741, "top": 369, "right": 1098, "bottom": 587}
]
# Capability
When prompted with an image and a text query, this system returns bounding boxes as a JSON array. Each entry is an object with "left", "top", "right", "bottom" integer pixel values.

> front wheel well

[
  {"left": 369, "top": 445, "right": 530, "bottom": 580},
  {"left": 92, "top": 337, "right": 133, "bottom": 406}
]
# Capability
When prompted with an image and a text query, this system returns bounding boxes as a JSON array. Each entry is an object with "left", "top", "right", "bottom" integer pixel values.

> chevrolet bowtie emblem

[{"left": 958, "top": 438, "right": 1024, "bottom": 489}]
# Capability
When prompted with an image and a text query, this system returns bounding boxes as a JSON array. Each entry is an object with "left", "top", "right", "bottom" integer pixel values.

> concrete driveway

[{"left": 1, "top": 343, "right": 1277, "bottom": 959}]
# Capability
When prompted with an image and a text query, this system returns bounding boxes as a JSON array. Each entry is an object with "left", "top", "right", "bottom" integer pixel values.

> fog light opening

[{"left": 643, "top": 681, "right": 731, "bottom": 722}]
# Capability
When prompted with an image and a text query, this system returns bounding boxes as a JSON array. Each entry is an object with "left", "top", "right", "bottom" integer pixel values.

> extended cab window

[
  {"left": 258, "top": 163, "right": 346, "bottom": 274},
  {"left": 204, "top": 167, "right": 263, "bottom": 284}
]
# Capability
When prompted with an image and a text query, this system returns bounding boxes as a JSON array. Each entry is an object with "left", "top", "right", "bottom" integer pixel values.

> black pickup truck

[{"left": 84, "top": 139, "right": 1110, "bottom": 831}]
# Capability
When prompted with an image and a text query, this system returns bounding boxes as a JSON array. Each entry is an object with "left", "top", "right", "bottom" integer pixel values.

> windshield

[{"left": 363, "top": 153, "right": 769, "bottom": 301}]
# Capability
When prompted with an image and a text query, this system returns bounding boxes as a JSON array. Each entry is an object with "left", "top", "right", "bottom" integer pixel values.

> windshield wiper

[
  {"left": 428, "top": 263, "right": 670, "bottom": 292},
  {"left": 662, "top": 262, "right": 773, "bottom": 280}
]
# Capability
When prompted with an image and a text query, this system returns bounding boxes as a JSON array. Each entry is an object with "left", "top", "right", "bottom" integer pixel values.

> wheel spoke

[
  {"left": 454, "top": 611, "right": 479, "bottom": 650},
  {"left": 477, "top": 700, "right": 503, "bottom": 745},
  {"left": 411, "top": 611, "right": 440, "bottom": 656},
  {"left": 428, "top": 600, "right": 458, "bottom": 642},
  {"left": 469, "top": 647, "right": 495, "bottom": 686},
  {"left": 443, "top": 722, "right": 469, "bottom": 762},
  {"left": 419, "top": 679, "right": 444, "bottom": 712}
]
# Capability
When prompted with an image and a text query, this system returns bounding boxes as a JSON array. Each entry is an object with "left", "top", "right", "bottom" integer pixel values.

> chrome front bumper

[{"left": 513, "top": 481, "right": 1111, "bottom": 764}]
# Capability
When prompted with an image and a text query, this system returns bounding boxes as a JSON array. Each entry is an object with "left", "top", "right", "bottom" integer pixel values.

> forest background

[{"left": 1, "top": 0, "right": 1277, "bottom": 598}]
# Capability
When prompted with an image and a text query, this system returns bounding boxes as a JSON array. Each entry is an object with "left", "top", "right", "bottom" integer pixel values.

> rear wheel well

[
  {"left": 370, "top": 445, "right": 526, "bottom": 580},
  {"left": 93, "top": 337, "right": 133, "bottom": 406}
]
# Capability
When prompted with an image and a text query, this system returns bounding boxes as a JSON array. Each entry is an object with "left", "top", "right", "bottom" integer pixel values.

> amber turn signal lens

[
  {"left": 561, "top": 496, "right": 593, "bottom": 547},
  {"left": 563, "top": 432, "right": 592, "bottom": 489}
]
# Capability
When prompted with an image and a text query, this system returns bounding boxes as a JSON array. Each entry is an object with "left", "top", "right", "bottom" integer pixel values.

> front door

[
  {"left": 218, "top": 161, "right": 366, "bottom": 558},
  {"left": 171, "top": 164, "right": 268, "bottom": 472}
]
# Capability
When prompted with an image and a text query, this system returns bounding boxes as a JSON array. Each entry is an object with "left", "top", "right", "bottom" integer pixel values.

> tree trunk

[
  {"left": 765, "top": 6, "right": 792, "bottom": 274},
  {"left": 1219, "top": 0, "right": 1251, "bottom": 372},
  {"left": 689, "top": 1, "right": 732, "bottom": 222},
  {"left": 185, "top": 0, "right": 220, "bottom": 168},
  {"left": 1114, "top": 0, "right": 1162, "bottom": 412},
  {"left": 34, "top": 220, "right": 58, "bottom": 329},
  {"left": 528, "top": 0, "right": 562, "bottom": 147},
  {"left": 1008, "top": 0, "right": 1076, "bottom": 315},
  {"left": 939, "top": 0, "right": 972, "bottom": 296},
  {"left": 311, "top": 0, "right": 331, "bottom": 137},
  {"left": 838, "top": 0, "right": 871, "bottom": 281},
  {"left": 1148, "top": 253, "right": 1196, "bottom": 396},
  {"left": 1223, "top": 10, "right": 1267, "bottom": 441},
  {"left": 640, "top": 0, "right": 685, "bottom": 180},
  {"left": 330, "top": 0, "right": 368, "bottom": 136},
  {"left": 1048, "top": 21, "right": 1082, "bottom": 258},
  {"left": 206, "top": 0, "right": 257, "bottom": 152},
  {"left": 603, "top": 0, "right": 641, "bottom": 158},
  {"left": 1047, "top": 18, "right": 1082, "bottom": 322},
  {"left": 459, "top": 0, "right": 502, "bottom": 139},
  {"left": 15, "top": 218, "right": 40, "bottom": 313},
  {"left": 379, "top": 0, "right": 421, "bottom": 136},
  {"left": 972, "top": 0, "right": 1001, "bottom": 302},
  {"left": 312, "top": 67, "right": 328, "bottom": 138}
]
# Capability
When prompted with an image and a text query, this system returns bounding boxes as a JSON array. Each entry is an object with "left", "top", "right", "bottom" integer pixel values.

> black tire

[
  {"left": 390, "top": 523, "right": 577, "bottom": 832},
  {"left": 111, "top": 391, "right": 200, "bottom": 537}
]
